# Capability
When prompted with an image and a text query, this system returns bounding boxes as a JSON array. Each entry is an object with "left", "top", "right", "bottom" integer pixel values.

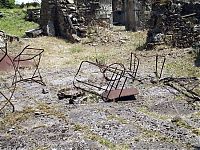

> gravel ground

[
  {"left": 0, "top": 34, "right": 200, "bottom": 149},
  {"left": 0, "top": 64, "right": 199, "bottom": 150}
]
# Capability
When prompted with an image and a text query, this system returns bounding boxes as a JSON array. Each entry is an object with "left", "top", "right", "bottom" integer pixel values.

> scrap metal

[
  {"left": 73, "top": 53, "right": 139, "bottom": 102},
  {"left": 13, "top": 45, "right": 45, "bottom": 86},
  {"left": 0, "top": 44, "right": 16, "bottom": 113},
  {"left": 0, "top": 35, "right": 45, "bottom": 114}
]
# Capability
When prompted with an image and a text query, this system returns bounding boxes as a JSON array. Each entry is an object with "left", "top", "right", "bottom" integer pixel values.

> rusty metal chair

[
  {"left": 73, "top": 54, "right": 140, "bottom": 102},
  {"left": 13, "top": 45, "right": 45, "bottom": 86},
  {"left": 0, "top": 44, "right": 16, "bottom": 113}
]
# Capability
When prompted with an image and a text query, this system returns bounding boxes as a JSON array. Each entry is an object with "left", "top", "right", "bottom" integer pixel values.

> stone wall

[
  {"left": 75, "top": 0, "right": 112, "bottom": 25},
  {"left": 40, "top": 0, "right": 112, "bottom": 42},
  {"left": 146, "top": 0, "right": 200, "bottom": 49}
]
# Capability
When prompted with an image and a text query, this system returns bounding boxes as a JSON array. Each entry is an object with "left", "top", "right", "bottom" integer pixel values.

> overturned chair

[{"left": 73, "top": 53, "right": 140, "bottom": 102}]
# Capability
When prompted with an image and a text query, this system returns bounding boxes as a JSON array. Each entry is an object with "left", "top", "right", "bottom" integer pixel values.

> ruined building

[
  {"left": 146, "top": 0, "right": 200, "bottom": 49},
  {"left": 113, "top": 0, "right": 148, "bottom": 31},
  {"left": 40, "top": 0, "right": 112, "bottom": 42},
  {"left": 39, "top": 0, "right": 148, "bottom": 41}
]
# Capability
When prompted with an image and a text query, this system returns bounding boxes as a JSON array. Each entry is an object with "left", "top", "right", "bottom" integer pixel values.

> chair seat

[{"left": 102, "top": 87, "right": 139, "bottom": 100}]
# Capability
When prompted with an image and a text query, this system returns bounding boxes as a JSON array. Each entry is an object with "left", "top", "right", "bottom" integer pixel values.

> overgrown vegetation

[
  {"left": 0, "top": 0, "right": 15, "bottom": 8},
  {"left": 0, "top": 8, "right": 39, "bottom": 36}
]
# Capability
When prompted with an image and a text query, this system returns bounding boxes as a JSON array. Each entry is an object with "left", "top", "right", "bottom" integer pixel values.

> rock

[
  {"left": 42, "top": 89, "right": 48, "bottom": 94},
  {"left": 8, "top": 127, "right": 15, "bottom": 133},
  {"left": 120, "top": 39, "right": 126, "bottom": 43},
  {"left": 71, "top": 34, "right": 81, "bottom": 43},
  {"left": 57, "top": 88, "right": 85, "bottom": 100},
  {"left": 25, "top": 28, "right": 43, "bottom": 38}
]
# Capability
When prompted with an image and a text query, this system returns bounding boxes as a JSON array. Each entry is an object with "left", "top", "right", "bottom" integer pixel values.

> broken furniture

[
  {"left": 0, "top": 44, "right": 16, "bottom": 113},
  {"left": 73, "top": 54, "right": 139, "bottom": 102},
  {"left": 155, "top": 55, "right": 166, "bottom": 80},
  {"left": 13, "top": 45, "right": 45, "bottom": 86},
  {"left": 0, "top": 32, "right": 45, "bottom": 113}
]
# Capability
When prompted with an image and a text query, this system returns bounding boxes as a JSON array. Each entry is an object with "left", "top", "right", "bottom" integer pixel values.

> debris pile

[
  {"left": 146, "top": 1, "right": 200, "bottom": 49},
  {"left": 84, "top": 26, "right": 130, "bottom": 46}
]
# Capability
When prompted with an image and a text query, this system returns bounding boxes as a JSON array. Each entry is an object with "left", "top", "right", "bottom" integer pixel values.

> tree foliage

[{"left": 0, "top": 0, "right": 15, "bottom": 8}]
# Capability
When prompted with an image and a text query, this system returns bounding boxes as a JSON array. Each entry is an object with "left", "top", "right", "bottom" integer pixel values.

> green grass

[
  {"left": 0, "top": 8, "right": 39, "bottom": 36},
  {"left": 166, "top": 55, "right": 200, "bottom": 77},
  {"left": 69, "top": 45, "right": 85, "bottom": 53}
]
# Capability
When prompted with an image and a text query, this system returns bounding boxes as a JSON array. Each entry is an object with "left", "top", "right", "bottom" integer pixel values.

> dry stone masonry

[
  {"left": 40, "top": 0, "right": 112, "bottom": 42},
  {"left": 146, "top": 0, "right": 200, "bottom": 49}
]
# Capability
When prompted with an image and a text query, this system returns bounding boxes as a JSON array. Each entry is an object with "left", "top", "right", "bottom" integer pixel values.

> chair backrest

[{"left": 12, "top": 45, "right": 45, "bottom": 86}]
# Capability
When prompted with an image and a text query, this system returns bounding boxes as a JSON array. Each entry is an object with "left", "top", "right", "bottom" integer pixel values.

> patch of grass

[
  {"left": 0, "top": 8, "right": 39, "bottom": 36},
  {"left": 166, "top": 55, "right": 200, "bottom": 77},
  {"left": 172, "top": 116, "right": 200, "bottom": 136},
  {"left": 69, "top": 45, "right": 85, "bottom": 53},
  {"left": 191, "top": 111, "right": 200, "bottom": 117},
  {"left": 87, "top": 133, "right": 115, "bottom": 148},
  {"left": 126, "top": 31, "right": 147, "bottom": 51},
  {"left": 73, "top": 124, "right": 88, "bottom": 131},
  {"left": 0, "top": 106, "right": 34, "bottom": 130},
  {"left": 192, "top": 128, "right": 200, "bottom": 136},
  {"left": 36, "top": 102, "right": 67, "bottom": 122},
  {"left": 132, "top": 126, "right": 185, "bottom": 148},
  {"left": 138, "top": 106, "right": 169, "bottom": 120},
  {"left": 88, "top": 52, "right": 108, "bottom": 64},
  {"left": 87, "top": 133, "right": 130, "bottom": 150},
  {"left": 72, "top": 123, "right": 130, "bottom": 149},
  {"left": 172, "top": 117, "right": 192, "bottom": 129}
]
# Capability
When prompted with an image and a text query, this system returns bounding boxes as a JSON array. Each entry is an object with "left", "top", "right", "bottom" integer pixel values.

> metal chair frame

[
  {"left": 0, "top": 44, "right": 16, "bottom": 113},
  {"left": 0, "top": 42, "right": 45, "bottom": 113},
  {"left": 13, "top": 45, "right": 45, "bottom": 86},
  {"left": 73, "top": 54, "right": 139, "bottom": 101}
]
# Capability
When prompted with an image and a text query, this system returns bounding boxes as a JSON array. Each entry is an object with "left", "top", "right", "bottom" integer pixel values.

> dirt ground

[{"left": 0, "top": 27, "right": 200, "bottom": 150}]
